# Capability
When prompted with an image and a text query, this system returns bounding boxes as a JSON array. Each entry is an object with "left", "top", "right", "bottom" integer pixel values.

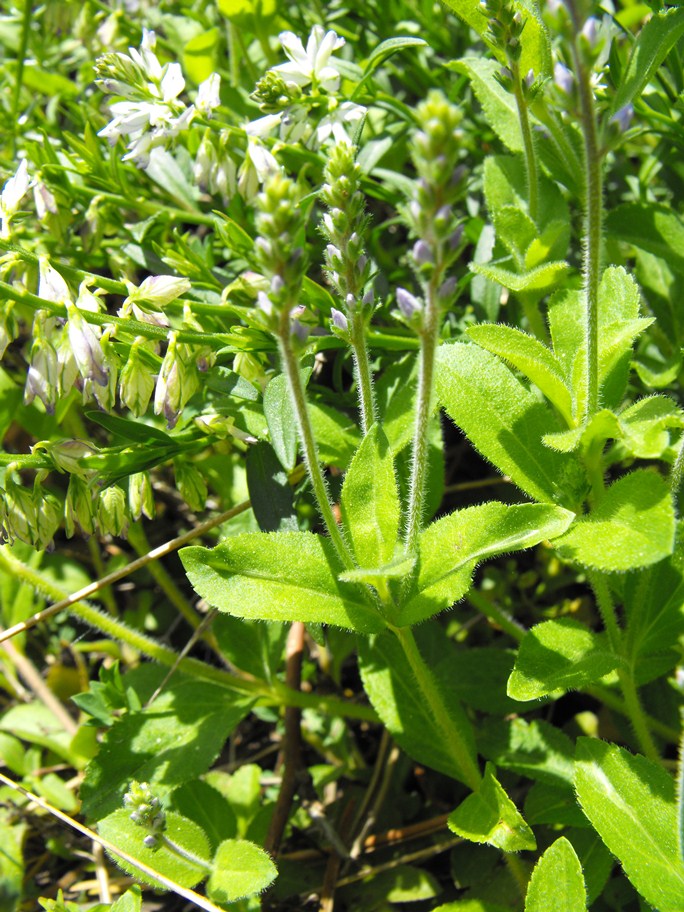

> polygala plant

[{"left": 0, "top": 0, "right": 683, "bottom": 910}]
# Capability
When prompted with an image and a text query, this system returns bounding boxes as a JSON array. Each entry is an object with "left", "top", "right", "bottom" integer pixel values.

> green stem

[
  {"left": 392, "top": 625, "right": 481, "bottom": 791},
  {"left": 0, "top": 547, "right": 377, "bottom": 722},
  {"left": 10, "top": 0, "right": 31, "bottom": 159},
  {"left": 403, "top": 279, "right": 441, "bottom": 555},
  {"left": 589, "top": 572, "right": 660, "bottom": 762},
  {"left": 587, "top": 684, "right": 679, "bottom": 743},
  {"left": 466, "top": 589, "right": 525, "bottom": 643},
  {"left": 570, "top": 34, "right": 603, "bottom": 419},
  {"left": 349, "top": 311, "right": 377, "bottom": 435},
  {"left": 276, "top": 330, "right": 355, "bottom": 570},
  {"left": 511, "top": 65, "right": 539, "bottom": 224},
  {"left": 0, "top": 278, "right": 232, "bottom": 349}
]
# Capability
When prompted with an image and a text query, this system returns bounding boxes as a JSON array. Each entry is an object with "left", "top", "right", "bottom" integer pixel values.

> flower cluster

[
  {"left": 248, "top": 26, "right": 366, "bottom": 152},
  {"left": 396, "top": 92, "right": 466, "bottom": 329},
  {"left": 123, "top": 781, "right": 166, "bottom": 850},
  {"left": 96, "top": 30, "right": 220, "bottom": 168},
  {"left": 320, "top": 141, "right": 373, "bottom": 337},
  {"left": 252, "top": 172, "right": 309, "bottom": 338}
]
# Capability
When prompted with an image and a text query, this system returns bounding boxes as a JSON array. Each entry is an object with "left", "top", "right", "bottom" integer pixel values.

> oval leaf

[
  {"left": 207, "top": 839, "right": 277, "bottom": 902},
  {"left": 524, "top": 837, "right": 587, "bottom": 912}
]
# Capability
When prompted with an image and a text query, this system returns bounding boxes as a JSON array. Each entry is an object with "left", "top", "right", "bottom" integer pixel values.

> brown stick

[{"left": 264, "top": 621, "right": 305, "bottom": 856}]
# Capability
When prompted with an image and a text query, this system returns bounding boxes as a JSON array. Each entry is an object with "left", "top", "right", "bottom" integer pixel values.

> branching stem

[
  {"left": 349, "top": 310, "right": 377, "bottom": 435},
  {"left": 511, "top": 64, "right": 539, "bottom": 224}
]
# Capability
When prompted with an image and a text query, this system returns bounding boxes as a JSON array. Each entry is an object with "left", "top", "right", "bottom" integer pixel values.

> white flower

[
  {"left": 38, "top": 257, "right": 72, "bottom": 305},
  {"left": 238, "top": 138, "right": 279, "bottom": 200},
  {"left": 314, "top": 101, "right": 366, "bottom": 147},
  {"left": 245, "top": 113, "right": 284, "bottom": 138},
  {"left": 124, "top": 274, "right": 192, "bottom": 308},
  {"left": 66, "top": 303, "right": 108, "bottom": 386},
  {"left": 274, "top": 26, "right": 345, "bottom": 92},
  {"left": 1, "top": 159, "right": 31, "bottom": 239},
  {"left": 159, "top": 62, "right": 185, "bottom": 103},
  {"left": 33, "top": 181, "right": 57, "bottom": 220},
  {"left": 197, "top": 73, "right": 221, "bottom": 116},
  {"left": 129, "top": 29, "right": 163, "bottom": 83}
]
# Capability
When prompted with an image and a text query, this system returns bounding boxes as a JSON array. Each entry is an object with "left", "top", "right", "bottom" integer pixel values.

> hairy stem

[
  {"left": 349, "top": 310, "right": 377, "bottom": 435},
  {"left": 403, "top": 278, "right": 441, "bottom": 555},
  {"left": 511, "top": 65, "right": 539, "bottom": 224},
  {"left": 569, "top": 28, "right": 603, "bottom": 419},
  {"left": 277, "top": 329, "right": 355, "bottom": 569},
  {"left": 392, "top": 625, "right": 481, "bottom": 791},
  {"left": 590, "top": 572, "right": 660, "bottom": 762}
]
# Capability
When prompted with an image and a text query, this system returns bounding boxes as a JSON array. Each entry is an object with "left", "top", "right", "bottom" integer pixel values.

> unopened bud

[
  {"left": 610, "top": 103, "right": 633, "bottom": 134},
  {"left": 553, "top": 61, "right": 574, "bottom": 96},
  {"left": 412, "top": 239, "right": 433, "bottom": 265},
  {"left": 174, "top": 460, "right": 207, "bottom": 513},
  {"left": 129, "top": 471, "right": 155, "bottom": 520},
  {"left": 396, "top": 287, "right": 422, "bottom": 320},
  {"left": 120, "top": 341, "right": 155, "bottom": 417},
  {"left": 331, "top": 307, "right": 349, "bottom": 333},
  {"left": 98, "top": 484, "right": 128, "bottom": 538},
  {"left": 65, "top": 474, "right": 96, "bottom": 537}
]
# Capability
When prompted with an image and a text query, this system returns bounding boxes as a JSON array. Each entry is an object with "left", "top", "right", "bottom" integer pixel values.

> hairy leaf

[
  {"left": 575, "top": 738, "right": 684, "bottom": 911},
  {"left": 553, "top": 470, "right": 675, "bottom": 571},
  {"left": 448, "top": 763, "right": 536, "bottom": 852},
  {"left": 399, "top": 502, "right": 574, "bottom": 626},
  {"left": 524, "top": 837, "right": 586, "bottom": 912},
  {"left": 508, "top": 618, "right": 620, "bottom": 701},
  {"left": 181, "top": 532, "right": 385, "bottom": 632},
  {"left": 207, "top": 839, "right": 277, "bottom": 902}
]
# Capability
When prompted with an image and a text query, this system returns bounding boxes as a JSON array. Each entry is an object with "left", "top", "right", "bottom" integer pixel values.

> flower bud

[
  {"left": 396, "top": 287, "right": 422, "bottom": 320},
  {"left": 65, "top": 474, "right": 96, "bottom": 537},
  {"left": 98, "top": 484, "right": 128, "bottom": 538},
  {"left": 412, "top": 239, "right": 433, "bottom": 265},
  {"left": 331, "top": 307, "right": 349, "bottom": 334},
  {"left": 610, "top": 103, "right": 633, "bottom": 135},
  {"left": 120, "top": 340, "right": 156, "bottom": 417},
  {"left": 553, "top": 61, "right": 574, "bottom": 96},
  {"left": 66, "top": 303, "right": 108, "bottom": 386},
  {"left": 48, "top": 439, "right": 98, "bottom": 476},
  {"left": 128, "top": 471, "right": 155, "bottom": 520},
  {"left": 124, "top": 275, "right": 191, "bottom": 308},
  {"left": 38, "top": 257, "right": 71, "bottom": 305},
  {"left": 174, "top": 460, "right": 207, "bottom": 512}
]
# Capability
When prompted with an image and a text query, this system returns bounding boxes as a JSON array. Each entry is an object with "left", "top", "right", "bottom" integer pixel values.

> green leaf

[
  {"left": 612, "top": 8, "right": 684, "bottom": 113},
  {"left": 543, "top": 410, "right": 620, "bottom": 454},
  {"left": 362, "top": 36, "right": 428, "bottom": 78},
  {"left": 340, "top": 424, "right": 400, "bottom": 570},
  {"left": 217, "top": 0, "right": 276, "bottom": 19},
  {"left": 0, "top": 809, "right": 25, "bottom": 912},
  {"left": 467, "top": 324, "right": 573, "bottom": 425},
  {"left": 575, "top": 737, "right": 684, "bottom": 911},
  {"left": 98, "top": 810, "right": 210, "bottom": 890},
  {"left": 358, "top": 624, "right": 478, "bottom": 783},
  {"left": 309, "top": 401, "right": 361, "bottom": 469},
  {"left": 207, "top": 839, "right": 277, "bottom": 903},
  {"left": 479, "top": 718, "right": 576, "bottom": 789},
  {"left": 436, "top": 342, "right": 574, "bottom": 505},
  {"left": 553, "top": 470, "right": 676, "bottom": 571},
  {"left": 263, "top": 374, "right": 298, "bottom": 472},
  {"left": 182, "top": 28, "right": 220, "bottom": 83},
  {"left": 619, "top": 395, "right": 684, "bottom": 458},
  {"left": 605, "top": 203, "right": 684, "bottom": 271},
  {"left": 399, "top": 502, "right": 574, "bottom": 626},
  {"left": 168, "top": 780, "right": 237, "bottom": 850},
  {"left": 507, "top": 618, "right": 620, "bottom": 701},
  {"left": 245, "top": 442, "right": 298, "bottom": 532},
  {"left": 524, "top": 782, "right": 589, "bottom": 828},
  {"left": 623, "top": 555, "right": 684, "bottom": 675},
  {"left": 441, "top": 0, "right": 549, "bottom": 76},
  {"left": 451, "top": 58, "right": 523, "bottom": 152},
  {"left": 80, "top": 674, "right": 253, "bottom": 820},
  {"left": 448, "top": 763, "right": 536, "bottom": 852},
  {"left": 524, "top": 837, "right": 587, "bottom": 912},
  {"left": 566, "top": 828, "right": 615, "bottom": 905},
  {"left": 470, "top": 260, "right": 568, "bottom": 294},
  {"left": 181, "top": 532, "right": 385, "bottom": 633}
]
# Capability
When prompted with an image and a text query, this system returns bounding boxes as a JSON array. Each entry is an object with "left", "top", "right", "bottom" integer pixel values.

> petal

[
  {"left": 161, "top": 62, "right": 185, "bottom": 101},
  {"left": 279, "top": 31, "right": 308, "bottom": 67}
]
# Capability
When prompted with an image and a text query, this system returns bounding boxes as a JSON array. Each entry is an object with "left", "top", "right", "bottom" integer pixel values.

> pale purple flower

[
  {"left": 124, "top": 274, "right": 191, "bottom": 308},
  {"left": 38, "top": 257, "right": 71, "bottom": 305},
  {"left": 331, "top": 307, "right": 348, "bottom": 332},
  {"left": 396, "top": 287, "right": 422, "bottom": 320},
  {"left": 553, "top": 61, "right": 574, "bottom": 96}
]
